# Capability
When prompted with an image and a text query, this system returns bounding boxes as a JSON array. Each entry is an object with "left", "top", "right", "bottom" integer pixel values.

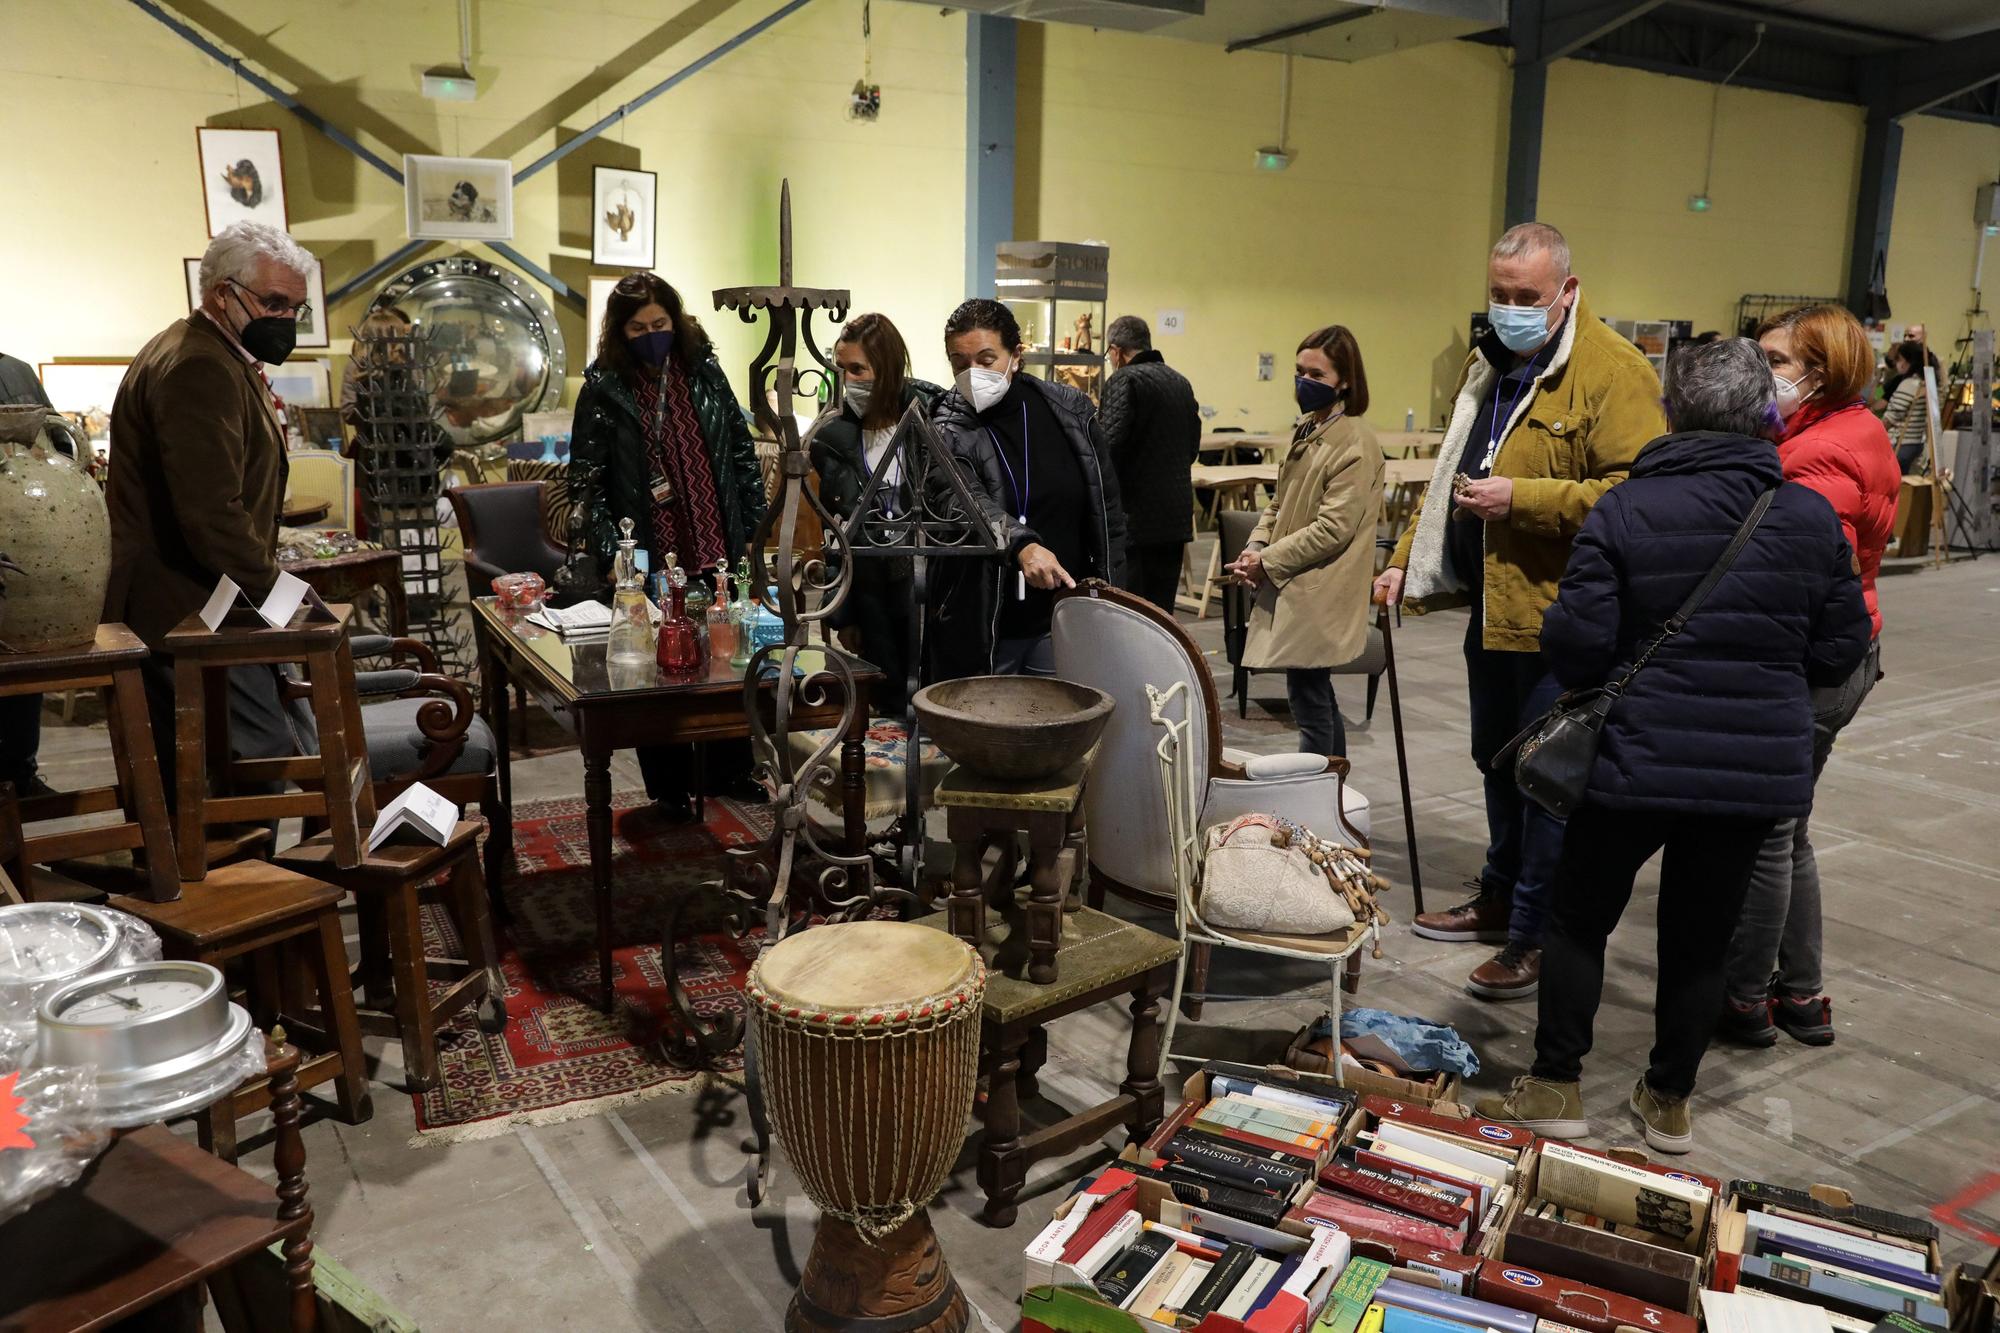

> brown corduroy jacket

[{"left": 104, "top": 314, "right": 288, "bottom": 645}]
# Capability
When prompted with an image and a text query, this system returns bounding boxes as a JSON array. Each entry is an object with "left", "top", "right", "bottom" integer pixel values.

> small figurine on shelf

[
  {"left": 656, "top": 551, "right": 702, "bottom": 677},
  {"left": 606, "top": 518, "right": 655, "bottom": 668},
  {"left": 1072, "top": 310, "right": 1094, "bottom": 354}
]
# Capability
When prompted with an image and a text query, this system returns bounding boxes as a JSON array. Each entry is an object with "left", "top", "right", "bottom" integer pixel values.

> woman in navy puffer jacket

[{"left": 1475, "top": 338, "right": 1869, "bottom": 1156}]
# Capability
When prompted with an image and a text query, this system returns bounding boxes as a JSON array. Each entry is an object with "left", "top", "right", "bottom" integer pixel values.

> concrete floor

[{"left": 31, "top": 546, "right": 2000, "bottom": 1329}]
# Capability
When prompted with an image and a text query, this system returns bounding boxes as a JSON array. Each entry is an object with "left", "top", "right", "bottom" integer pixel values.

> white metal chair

[{"left": 1149, "top": 678, "right": 1380, "bottom": 1076}]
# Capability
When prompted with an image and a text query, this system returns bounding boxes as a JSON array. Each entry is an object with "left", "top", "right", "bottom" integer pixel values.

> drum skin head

[{"left": 755, "top": 921, "right": 976, "bottom": 1014}]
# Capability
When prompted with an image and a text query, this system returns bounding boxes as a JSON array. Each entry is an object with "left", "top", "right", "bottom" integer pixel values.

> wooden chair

[
  {"left": 0, "top": 782, "right": 25, "bottom": 904},
  {"left": 444, "top": 480, "right": 567, "bottom": 599},
  {"left": 275, "top": 820, "right": 506, "bottom": 1092},
  {"left": 114, "top": 862, "right": 372, "bottom": 1161},
  {"left": 161, "top": 606, "right": 375, "bottom": 882}
]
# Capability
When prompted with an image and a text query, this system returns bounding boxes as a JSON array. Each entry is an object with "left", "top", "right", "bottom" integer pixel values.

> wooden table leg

[
  {"left": 1024, "top": 822, "right": 1064, "bottom": 986},
  {"left": 979, "top": 1024, "right": 1029, "bottom": 1228},
  {"left": 945, "top": 812, "right": 987, "bottom": 948},
  {"left": 111, "top": 664, "right": 180, "bottom": 902},
  {"left": 174, "top": 653, "right": 210, "bottom": 882},
  {"left": 1119, "top": 968, "right": 1169, "bottom": 1146},
  {"left": 269, "top": 1041, "right": 320, "bottom": 1333},
  {"left": 584, "top": 747, "right": 615, "bottom": 1012}
]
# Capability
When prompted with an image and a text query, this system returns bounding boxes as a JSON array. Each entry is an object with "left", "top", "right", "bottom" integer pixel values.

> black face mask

[{"left": 226, "top": 283, "right": 298, "bottom": 365}]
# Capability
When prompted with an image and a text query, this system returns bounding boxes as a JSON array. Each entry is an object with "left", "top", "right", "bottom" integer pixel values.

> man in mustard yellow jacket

[{"left": 1374, "top": 223, "right": 1665, "bottom": 1002}]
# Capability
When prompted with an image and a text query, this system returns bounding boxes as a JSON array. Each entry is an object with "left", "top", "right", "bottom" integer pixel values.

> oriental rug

[{"left": 408, "top": 791, "right": 772, "bottom": 1144}]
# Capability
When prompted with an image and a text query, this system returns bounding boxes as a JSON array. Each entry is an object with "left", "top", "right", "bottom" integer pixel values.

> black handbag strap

[{"left": 1613, "top": 487, "right": 1777, "bottom": 691}]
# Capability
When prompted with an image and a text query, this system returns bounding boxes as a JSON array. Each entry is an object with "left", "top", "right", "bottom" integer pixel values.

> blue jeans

[
  {"left": 1465, "top": 622, "right": 1565, "bottom": 946},
  {"left": 1285, "top": 668, "right": 1346, "bottom": 757}
]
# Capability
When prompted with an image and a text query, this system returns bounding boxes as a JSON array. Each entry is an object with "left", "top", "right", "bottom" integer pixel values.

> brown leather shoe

[
  {"left": 1411, "top": 884, "right": 1510, "bottom": 944},
  {"left": 1465, "top": 941, "right": 1540, "bottom": 1001}
]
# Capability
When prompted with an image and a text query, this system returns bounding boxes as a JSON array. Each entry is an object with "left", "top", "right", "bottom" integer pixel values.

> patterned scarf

[{"left": 636, "top": 364, "right": 727, "bottom": 570}]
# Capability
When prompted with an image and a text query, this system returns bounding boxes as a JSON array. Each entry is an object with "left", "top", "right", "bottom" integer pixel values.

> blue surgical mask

[
  {"left": 628, "top": 329, "right": 674, "bottom": 368},
  {"left": 1294, "top": 376, "right": 1341, "bottom": 414},
  {"left": 1488, "top": 291, "right": 1562, "bottom": 354}
]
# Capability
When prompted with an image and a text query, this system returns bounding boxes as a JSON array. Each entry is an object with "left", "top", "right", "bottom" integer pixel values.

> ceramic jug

[{"left": 0, "top": 406, "right": 109, "bottom": 653}]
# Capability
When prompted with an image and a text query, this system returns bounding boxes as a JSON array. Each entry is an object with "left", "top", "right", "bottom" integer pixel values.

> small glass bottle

[
  {"left": 683, "top": 565, "right": 713, "bottom": 661},
  {"left": 606, "top": 517, "right": 655, "bottom": 668},
  {"left": 728, "top": 557, "right": 754, "bottom": 670},
  {"left": 655, "top": 555, "right": 701, "bottom": 677},
  {"left": 706, "top": 569, "right": 738, "bottom": 663}
]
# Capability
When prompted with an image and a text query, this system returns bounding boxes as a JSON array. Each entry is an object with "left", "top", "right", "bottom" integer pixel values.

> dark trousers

[
  {"left": 138, "top": 656, "right": 318, "bottom": 828},
  {"left": 0, "top": 693, "right": 43, "bottom": 786},
  {"left": 1532, "top": 804, "right": 1776, "bottom": 1098},
  {"left": 993, "top": 635, "right": 1055, "bottom": 676},
  {"left": 843, "top": 564, "right": 912, "bottom": 717},
  {"left": 1465, "top": 623, "right": 1566, "bottom": 944},
  {"left": 1122, "top": 542, "right": 1186, "bottom": 612},
  {"left": 1285, "top": 668, "right": 1346, "bottom": 757}
]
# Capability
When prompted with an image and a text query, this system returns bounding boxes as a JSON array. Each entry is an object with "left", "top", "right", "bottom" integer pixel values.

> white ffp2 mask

[{"left": 955, "top": 362, "right": 1012, "bottom": 412}]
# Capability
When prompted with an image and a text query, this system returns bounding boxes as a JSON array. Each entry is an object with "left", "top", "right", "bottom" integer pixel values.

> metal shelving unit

[{"left": 995, "top": 240, "right": 1109, "bottom": 404}]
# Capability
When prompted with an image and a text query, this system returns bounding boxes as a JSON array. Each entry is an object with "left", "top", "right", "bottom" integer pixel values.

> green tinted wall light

[{"left": 1688, "top": 194, "right": 1712, "bottom": 213}]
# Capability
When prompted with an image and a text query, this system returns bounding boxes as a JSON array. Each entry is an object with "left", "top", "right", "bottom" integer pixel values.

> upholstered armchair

[
  {"left": 445, "top": 481, "right": 568, "bottom": 599},
  {"left": 1050, "top": 582, "right": 1370, "bottom": 1015}
]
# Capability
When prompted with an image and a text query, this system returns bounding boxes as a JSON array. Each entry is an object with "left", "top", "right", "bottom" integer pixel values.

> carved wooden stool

[
  {"left": 937, "top": 757, "right": 1090, "bottom": 985},
  {"left": 113, "top": 862, "right": 372, "bottom": 1161},
  {"left": 162, "top": 604, "right": 374, "bottom": 882},
  {"left": 274, "top": 820, "right": 507, "bottom": 1091}
]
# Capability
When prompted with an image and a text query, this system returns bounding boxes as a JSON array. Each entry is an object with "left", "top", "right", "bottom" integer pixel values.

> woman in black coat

[
  {"left": 1475, "top": 338, "right": 1869, "bottom": 1155},
  {"left": 809, "top": 312, "right": 941, "bottom": 714},
  {"left": 926, "top": 299, "right": 1126, "bottom": 680}
]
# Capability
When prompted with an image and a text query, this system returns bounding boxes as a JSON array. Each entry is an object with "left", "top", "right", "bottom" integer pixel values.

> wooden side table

[
  {"left": 922, "top": 906, "right": 1178, "bottom": 1228},
  {"left": 162, "top": 603, "right": 375, "bottom": 882},
  {"left": 937, "top": 758, "right": 1090, "bottom": 985},
  {"left": 0, "top": 1038, "right": 318, "bottom": 1331},
  {"left": 0, "top": 623, "right": 179, "bottom": 901}
]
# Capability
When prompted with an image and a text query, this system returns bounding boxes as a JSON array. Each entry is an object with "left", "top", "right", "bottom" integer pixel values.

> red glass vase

[{"left": 656, "top": 581, "right": 702, "bottom": 677}]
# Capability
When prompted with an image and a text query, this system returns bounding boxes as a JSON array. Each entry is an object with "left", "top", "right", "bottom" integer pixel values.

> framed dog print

[
  {"left": 403, "top": 155, "right": 514, "bottom": 241},
  {"left": 592, "top": 166, "right": 657, "bottom": 268},
  {"left": 197, "top": 127, "right": 289, "bottom": 237}
]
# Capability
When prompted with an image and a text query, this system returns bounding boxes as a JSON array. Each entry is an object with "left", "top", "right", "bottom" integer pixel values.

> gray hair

[
  {"left": 1106, "top": 314, "right": 1151, "bottom": 353},
  {"left": 197, "top": 221, "right": 314, "bottom": 298},
  {"left": 1491, "top": 221, "right": 1571, "bottom": 278},
  {"left": 1664, "top": 337, "right": 1776, "bottom": 436}
]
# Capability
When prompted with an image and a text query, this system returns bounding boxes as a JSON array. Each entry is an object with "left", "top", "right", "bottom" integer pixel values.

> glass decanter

[
  {"left": 682, "top": 565, "right": 713, "bottom": 661},
  {"left": 704, "top": 569, "right": 737, "bottom": 662},
  {"left": 728, "top": 556, "right": 754, "bottom": 669},
  {"left": 605, "top": 517, "right": 655, "bottom": 668},
  {"left": 655, "top": 557, "right": 702, "bottom": 677}
]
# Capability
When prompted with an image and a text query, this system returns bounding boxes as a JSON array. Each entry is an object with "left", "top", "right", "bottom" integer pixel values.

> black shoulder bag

[{"left": 1504, "top": 488, "right": 1777, "bottom": 819}]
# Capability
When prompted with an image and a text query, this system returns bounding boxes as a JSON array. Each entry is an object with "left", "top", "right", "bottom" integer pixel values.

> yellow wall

[
  {"left": 1021, "top": 28, "right": 1512, "bottom": 431},
  {"left": 1539, "top": 60, "right": 1865, "bottom": 340},
  {"left": 1886, "top": 114, "right": 2000, "bottom": 355},
  {"left": 0, "top": 0, "right": 968, "bottom": 401}
]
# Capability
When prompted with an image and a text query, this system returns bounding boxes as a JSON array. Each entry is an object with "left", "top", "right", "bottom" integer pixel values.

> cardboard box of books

[
  {"left": 1711, "top": 1179, "right": 1949, "bottom": 1329},
  {"left": 1020, "top": 1167, "right": 1353, "bottom": 1333},
  {"left": 1281, "top": 1025, "right": 1461, "bottom": 1108}
]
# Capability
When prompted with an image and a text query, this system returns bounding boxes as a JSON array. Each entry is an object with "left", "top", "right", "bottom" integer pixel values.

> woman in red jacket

[{"left": 1721, "top": 304, "right": 1899, "bottom": 1048}]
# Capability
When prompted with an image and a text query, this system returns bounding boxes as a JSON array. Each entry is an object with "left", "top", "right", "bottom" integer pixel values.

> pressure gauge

[
  {"left": 0, "top": 904, "right": 118, "bottom": 989},
  {"left": 38, "top": 961, "right": 255, "bottom": 1127}
]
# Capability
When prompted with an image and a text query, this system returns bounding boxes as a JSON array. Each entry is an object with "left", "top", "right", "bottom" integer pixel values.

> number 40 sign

[{"left": 1156, "top": 310, "right": 1186, "bottom": 335}]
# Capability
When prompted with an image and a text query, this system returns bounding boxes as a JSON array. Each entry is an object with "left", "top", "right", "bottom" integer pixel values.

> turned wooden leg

[
  {"left": 583, "top": 748, "right": 615, "bottom": 1012},
  {"left": 1018, "top": 1027, "right": 1048, "bottom": 1102},
  {"left": 979, "top": 1025, "right": 1029, "bottom": 1228},
  {"left": 1182, "top": 942, "right": 1211, "bottom": 1022},
  {"left": 1121, "top": 972, "right": 1168, "bottom": 1145},
  {"left": 945, "top": 813, "right": 989, "bottom": 948},
  {"left": 269, "top": 1041, "right": 320, "bottom": 1333},
  {"left": 1024, "top": 836, "right": 1063, "bottom": 985}
]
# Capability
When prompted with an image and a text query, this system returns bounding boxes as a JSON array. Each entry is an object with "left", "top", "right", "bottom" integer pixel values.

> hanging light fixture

[{"left": 849, "top": 0, "right": 882, "bottom": 120}]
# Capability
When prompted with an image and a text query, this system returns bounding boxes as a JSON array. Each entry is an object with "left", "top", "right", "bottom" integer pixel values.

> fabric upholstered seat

[
  {"left": 785, "top": 719, "right": 947, "bottom": 823},
  {"left": 361, "top": 699, "right": 498, "bottom": 781}
]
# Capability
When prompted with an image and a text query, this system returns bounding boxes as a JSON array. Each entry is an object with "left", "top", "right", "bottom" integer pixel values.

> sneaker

[
  {"left": 1715, "top": 996, "right": 1778, "bottom": 1048},
  {"left": 1773, "top": 994, "right": 1836, "bottom": 1046},
  {"left": 1464, "top": 941, "right": 1540, "bottom": 1001},
  {"left": 1630, "top": 1078, "right": 1694, "bottom": 1155},
  {"left": 1411, "top": 882, "right": 1510, "bottom": 943},
  {"left": 1473, "top": 1075, "right": 1588, "bottom": 1138}
]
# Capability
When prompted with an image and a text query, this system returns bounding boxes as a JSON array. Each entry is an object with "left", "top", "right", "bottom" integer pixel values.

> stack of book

[{"left": 1714, "top": 1180, "right": 1947, "bottom": 1331}]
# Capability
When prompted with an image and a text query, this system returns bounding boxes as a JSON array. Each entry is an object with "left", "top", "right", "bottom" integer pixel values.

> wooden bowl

[{"left": 913, "top": 676, "right": 1114, "bottom": 782}]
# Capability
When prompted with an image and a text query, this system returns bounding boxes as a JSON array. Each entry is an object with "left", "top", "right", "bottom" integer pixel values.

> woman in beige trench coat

[{"left": 1225, "top": 324, "right": 1384, "bottom": 756}]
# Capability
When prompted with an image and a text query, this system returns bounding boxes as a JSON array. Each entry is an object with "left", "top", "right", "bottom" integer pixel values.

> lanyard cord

[
  {"left": 1482, "top": 339, "right": 1551, "bottom": 470},
  {"left": 985, "top": 400, "right": 1032, "bottom": 521}
]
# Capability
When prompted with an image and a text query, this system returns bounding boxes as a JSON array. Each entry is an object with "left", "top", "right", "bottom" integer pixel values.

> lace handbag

[{"left": 1199, "top": 814, "right": 1363, "bottom": 935}]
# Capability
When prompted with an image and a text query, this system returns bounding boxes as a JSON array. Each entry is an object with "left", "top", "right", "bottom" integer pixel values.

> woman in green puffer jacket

[{"left": 567, "top": 271, "right": 766, "bottom": 817}]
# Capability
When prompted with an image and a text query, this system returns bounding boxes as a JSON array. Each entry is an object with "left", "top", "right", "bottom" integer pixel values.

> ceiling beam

[
  {"left": 1224, "top": 7, "right": 1370, "bottom": 55},
  {"left": 1536, "top": 0, "right": 1669, "bottom": 63},
  {"left": 1882, "top": 24, "right": 2000, "bottom": 118},
  {"left": 1666, "top": 0, "right": 1919, "bottom": 52}
]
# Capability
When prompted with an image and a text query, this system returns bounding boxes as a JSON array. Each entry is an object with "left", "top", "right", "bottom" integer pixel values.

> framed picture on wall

[
  {"left": 197, "top": 126, "right": 289, "bottom": 237},
  {"left": 586, "top": 275, "right": 619, "bottom": 355},
  {"left": 266, "top": 359, "right": 331, "bottom": 409},
  {"left": 38, "top": 361, "right": 131, "bottom": 447},
  {"left": 183, "top": 257, "right": 204, "bottom": 313},
  {"left": 403, "top": 154, "right": 513, "bottom": 241},
  {"left": 591, "top": 166, "right": 656, "bottom": 268}
]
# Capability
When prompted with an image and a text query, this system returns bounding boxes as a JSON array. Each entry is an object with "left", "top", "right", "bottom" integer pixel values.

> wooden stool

[
  {"left": 919, "top": 907, "right": 1177, "bottom": 1227},
  {"left": 0, "top": 781, "right": 26, "bottom": 903},
  {"left": 939, "top": 757, "right": 1091, "bottom": 984},
  {"left": 275, "top": 820, "right": 507, "bottom": 1092},
  {"left": 0, "top": 624, "right": 179, "bottom": 901},
  {"left": 113, "top": 862, "right": 372, "bottom": 1161},
  {"left": 162, "top": 604, "right": 375, "bottom": 882}
]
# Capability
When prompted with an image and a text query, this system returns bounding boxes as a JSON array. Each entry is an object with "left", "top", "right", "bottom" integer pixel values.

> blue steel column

[
  {"left": 1845, "top": 107, "right": 1903, "bottom": 318},
  {"left": 1504, "top": 0, "right": 1547, "bottom": 228},
  {"left": 965, "top": 15, "right": 1017, "bottom": 299}
]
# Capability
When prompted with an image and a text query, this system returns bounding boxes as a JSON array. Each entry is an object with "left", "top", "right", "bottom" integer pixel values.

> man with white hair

[
  {"left": 106, "top": 220, "right": 319, "bottom": 792},
  {"left": 1374, "top": 222, "right": 1665, "bottom": 1002}
]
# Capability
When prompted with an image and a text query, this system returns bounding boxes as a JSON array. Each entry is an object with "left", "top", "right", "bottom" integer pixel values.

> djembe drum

[{"left": 748, "top": 920, "right": 985, "bottom": 1333}]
